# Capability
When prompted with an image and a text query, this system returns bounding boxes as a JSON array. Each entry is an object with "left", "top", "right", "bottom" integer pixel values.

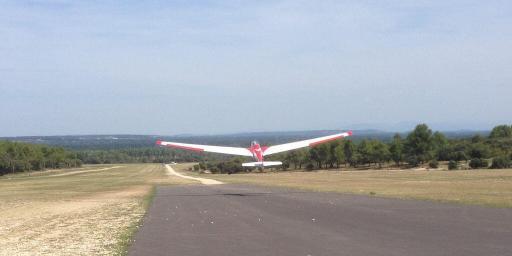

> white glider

[{"left": 156, "top": 131, "right": 352, "bottom": 167}]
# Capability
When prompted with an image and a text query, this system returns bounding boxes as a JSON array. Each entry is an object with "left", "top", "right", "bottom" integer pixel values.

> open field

[
  {"left": 189, "top": 168, "right": 512, "bottom": 208},
  {"left": 0, "top": 164, "right": 195, "bottom": 256},
  {"left": 3, "top": 164, "right": 511, "bottom": 255}
]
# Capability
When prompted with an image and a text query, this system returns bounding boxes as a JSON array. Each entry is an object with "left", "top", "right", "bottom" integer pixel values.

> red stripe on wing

[{"left": 164, "top": 144, "right": 204, "bottom": 152}]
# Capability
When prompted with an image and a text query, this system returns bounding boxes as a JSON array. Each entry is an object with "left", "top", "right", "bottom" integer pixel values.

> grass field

[
  {"left": 191, "top": 168, "right": 512, "bottom": 208},
  {"left": 0, "top": 164, "right": 194, "bottom": 256},
  {"left": 2, "top": 164, "right": 511, "bottom": 255}
]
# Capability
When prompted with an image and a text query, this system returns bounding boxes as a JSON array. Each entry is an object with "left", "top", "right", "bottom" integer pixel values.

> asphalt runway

[{"left": 129, "top": 184, "right": 512, "bottom": 256}]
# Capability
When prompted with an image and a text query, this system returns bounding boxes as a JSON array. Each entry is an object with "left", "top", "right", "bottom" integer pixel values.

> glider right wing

[{"left": 263, "top": 131, "right": 352, "bottom": 156}]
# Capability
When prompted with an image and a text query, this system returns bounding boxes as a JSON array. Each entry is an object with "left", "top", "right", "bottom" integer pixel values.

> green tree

[
  {"left": 343, "top": 140, "right": 356, "bottom": 167},
  {"left": 317, "top": 144, "right": 329, "bottom": 169},
  {"left": 432, "top": 132, "right": 449, "bottom": 160},
  {"left": 297, "top": 149, "right": 308, "bottom": 169},
  {"left": 334, "top": 144, "right": 345, "bottom": 168},
  {"left": 404, "top": 124, "right": 434, "bottom": 165},
  {"left": 490, "top": 156, "right": 511, "bottom": 169},
  {"left": 309, "top": 147, "right": 321, "bottom": 169},
  {"left": 467, "top": 143, "right": 491, "bottom": 159},
  {"left": 285, "top": 151, "right": 299, "bottom": 169},
  {"left": 0, "top": 141, "right": 81, "bottom": 175},
  {"left": 357, "top": 140, "right": 372, "bottom": 166},
  {"left": 371, "top": 140, "right": 390, "bottom": 168},
  {"left": 469, "top": 158, "right": 489, "bottom": 169},
  {"left": 327, "top": 142, "right": 339, "bottom": 168},
  {"left": 389, "top": 134, "right": 403, "bottom": 166},
  {"left": 489, "top": 125, "right": 512, "bottom": 139},
  {"left": 448, "top": 160, "right": 458, "bottom": 170}
]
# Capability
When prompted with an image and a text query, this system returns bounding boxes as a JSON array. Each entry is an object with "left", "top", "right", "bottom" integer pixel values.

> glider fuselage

[{"left": 249, "top": 141, "right": 266, "bottom": 163}]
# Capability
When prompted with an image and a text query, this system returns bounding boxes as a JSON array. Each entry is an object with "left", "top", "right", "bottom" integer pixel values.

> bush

[
  {"left": 429, "top": 160, "right": 439, "bottom": 169},
  {"left": 193, "top": 164, "right": 200, "bottom": 171},
  {"left": 209, "top": 166, "right": 220, "bottom": 174},
  {"left": 490, "top": 156, "right": 511, "bottom": 169},
  {"left": 406, "top": 156, "right": 419, "bottom": 167},
  {"left": 448, "top": 160, "right": 458, "bottom": 170},
  {"left": 469, "top": 158, "right": 489, "bottom": 169},
  {"left": 306, "top": 163, "right": 315, "bottom": 171}
]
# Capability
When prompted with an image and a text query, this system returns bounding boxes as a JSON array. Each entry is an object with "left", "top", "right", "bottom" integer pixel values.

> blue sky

[{"left": 1, "top": 1, "right": 511, "bottom": 136}]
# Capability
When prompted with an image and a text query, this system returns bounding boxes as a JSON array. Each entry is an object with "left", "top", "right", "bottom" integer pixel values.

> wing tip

[
  {"left": 347, "top": 130, "right": 353, "bottom": 136},
  {"left": 156, "top": 140, "right": 162, "bottom": 146}
]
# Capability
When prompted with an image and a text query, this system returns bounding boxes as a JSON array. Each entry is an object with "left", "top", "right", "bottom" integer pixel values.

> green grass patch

[{"left": 113, "top": 185, "right": 157, "bottom": 256}]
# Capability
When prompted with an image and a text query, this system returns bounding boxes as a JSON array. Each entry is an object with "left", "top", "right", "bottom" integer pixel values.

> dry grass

[
  {"left": 0, "top": 164, "right": 194, "bottom": 256},
  {"left": 198, "top": 168, "right": 512, "bottom": 208}
]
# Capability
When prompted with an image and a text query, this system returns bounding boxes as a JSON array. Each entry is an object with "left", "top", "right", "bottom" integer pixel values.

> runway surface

[{"left": 129, "top": 184, "right": 512, "bottom": 256}]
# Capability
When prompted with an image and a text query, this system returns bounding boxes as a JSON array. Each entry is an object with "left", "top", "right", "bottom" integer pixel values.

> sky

[{"left": 1, "top": 0, "right": 511, "bottom": 136}]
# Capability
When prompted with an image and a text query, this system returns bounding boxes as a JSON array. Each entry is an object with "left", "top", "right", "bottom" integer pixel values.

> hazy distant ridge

[{"left": 0, "top": 129, "right": 489, "bottom": 150}]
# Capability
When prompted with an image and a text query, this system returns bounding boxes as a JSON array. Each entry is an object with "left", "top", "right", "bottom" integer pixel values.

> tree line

[
  {"left": 75, "top": 148, "right": 207, "bottom": 164},
  {"left": 2, "top": 124, "right": 511, "bottom": 175},
  {"left": 196, "top": 124, "right": 512, "bottom": 174},
  {"left": 0, "top": 141, "right": 82, "bottom": 175}
]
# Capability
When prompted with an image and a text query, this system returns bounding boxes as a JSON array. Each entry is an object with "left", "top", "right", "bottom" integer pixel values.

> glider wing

[
  {"left": 156, "top": 140, "right": 253, "bottom": 157},
  {"left": 263, "top": 131, "right": 352, "bottom": 156}
]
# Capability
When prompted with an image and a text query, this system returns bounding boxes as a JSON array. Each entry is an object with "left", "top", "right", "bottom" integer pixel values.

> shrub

[
  {"left": 429, "top": 160, "right": 439, "bottom": 169},
  {"left": 209, "top": 166, "right": 220, "bottom": 174},
  {"left": 406, "top": 156, "right": 419, "bottom": 167},
  {"left": 193, "top": 164, "right": 200, "bottom": 171},
  {"left": 469, "top": 158, "right": 488, "bottom": 169},
  {"left": 306, "top": 163, "right": 315, "bottom": 171},
  {"left": 448, "top": 160, "right": 458, "bottom": 170},
  {"left": 490, "top": 156, "right": 511, "bottom": 169}
]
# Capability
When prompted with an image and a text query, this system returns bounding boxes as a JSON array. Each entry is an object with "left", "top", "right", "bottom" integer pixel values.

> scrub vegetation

[{"left": 0, "top": 141, "right": 82, "bottom": 175}]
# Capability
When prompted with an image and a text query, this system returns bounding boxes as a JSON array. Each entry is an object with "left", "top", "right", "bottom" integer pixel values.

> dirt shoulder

[{"left": 0, "top": 164, "right": 194, "bottom": 256}]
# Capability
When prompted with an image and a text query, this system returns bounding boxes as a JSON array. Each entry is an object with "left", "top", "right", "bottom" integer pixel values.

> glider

[{"left": 156, "top": 131, "right": 352, "bottom": 167}]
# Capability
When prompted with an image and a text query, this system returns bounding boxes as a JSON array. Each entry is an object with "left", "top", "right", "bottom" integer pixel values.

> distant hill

[{"left": 0, "top": 129, "right": 489, "bottom": 150}]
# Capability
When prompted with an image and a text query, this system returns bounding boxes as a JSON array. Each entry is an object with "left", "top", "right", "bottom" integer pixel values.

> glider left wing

[{"left": 156, "top": 140, "right": 253, "bottom": 157}]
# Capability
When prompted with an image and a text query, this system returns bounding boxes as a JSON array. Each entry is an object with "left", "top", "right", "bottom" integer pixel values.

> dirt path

[
  {"left": 165, "top": 164, "right": 223, "bottom": 185},
  {"left": 49, "top": 166, "right": 122, "bottom": 177}
]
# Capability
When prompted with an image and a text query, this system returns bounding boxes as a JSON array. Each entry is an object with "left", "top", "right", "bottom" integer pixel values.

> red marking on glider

[{"left": 164, "top": 144, "right": 204, "bottom": 152}]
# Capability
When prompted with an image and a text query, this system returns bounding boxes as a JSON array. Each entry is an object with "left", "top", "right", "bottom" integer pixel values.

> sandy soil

[
  {"left": 0, "top": 187, "right": 147, "bottom": 256},
  {"left": 48, "top": 166, "right": 122, "bottom": 177},
  {"left": 165, "top": 164, "right": 223, "bottom": 185},
  {"left": 0, "top": 164, "right": 192, "bottom": 256}
]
